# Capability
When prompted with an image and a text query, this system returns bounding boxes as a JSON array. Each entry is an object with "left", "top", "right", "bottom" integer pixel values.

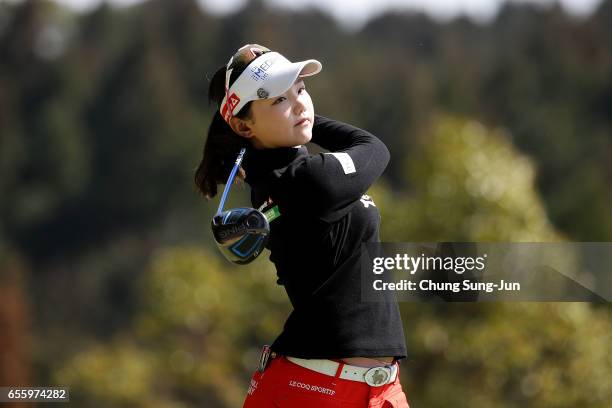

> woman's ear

[{"left": 229, "top": 117, "right": 254, "bottom": 139}]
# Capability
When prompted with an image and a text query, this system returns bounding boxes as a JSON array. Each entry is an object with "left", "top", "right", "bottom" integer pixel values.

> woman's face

[{"left": 233, "top": 79, "right": 314, "bottom": 149}]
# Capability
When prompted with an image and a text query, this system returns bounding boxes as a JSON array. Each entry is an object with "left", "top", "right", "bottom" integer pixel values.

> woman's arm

[
  {"left": 268, "top": 115, "right": 390, "bottom": 220},
  {"left": 310, "top": 114, "right": 389, "bottom": 156}
]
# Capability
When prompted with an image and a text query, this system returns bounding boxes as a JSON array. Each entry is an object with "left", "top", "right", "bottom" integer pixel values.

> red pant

[{"left": 243, "top": 355, "right": 410, "bottom": 407}]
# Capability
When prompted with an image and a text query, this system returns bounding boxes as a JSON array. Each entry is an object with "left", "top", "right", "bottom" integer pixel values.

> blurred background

[{"left": 1, "top": 0, "right": 611, "bottom": 406}]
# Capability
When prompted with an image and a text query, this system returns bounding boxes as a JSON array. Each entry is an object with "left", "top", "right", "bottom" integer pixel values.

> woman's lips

[{"left": 294, "top": 118, "right": 310, "bottom": 127}]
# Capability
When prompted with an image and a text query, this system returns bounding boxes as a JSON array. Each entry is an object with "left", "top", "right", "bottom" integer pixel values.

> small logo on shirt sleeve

[
  {"left": 360, "top": 194, "right": 376, "bottom": 208},
  {"left": 324, "top": 152, "right": 356, "bottom": 175}
]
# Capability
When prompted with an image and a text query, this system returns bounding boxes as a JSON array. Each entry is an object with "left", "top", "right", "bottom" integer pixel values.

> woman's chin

[{"left": 296, "top": 129, "right": 313, "bottom": 145}]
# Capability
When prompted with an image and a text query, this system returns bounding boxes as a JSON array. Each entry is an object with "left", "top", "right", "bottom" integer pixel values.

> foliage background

[{"left": 1, "top": 0, "right": 611, "bottom": 406}]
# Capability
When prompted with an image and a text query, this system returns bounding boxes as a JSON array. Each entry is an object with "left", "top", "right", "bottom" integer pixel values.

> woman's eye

[{"left": 271, "top": 87, "right": 305, "bottom": 105}]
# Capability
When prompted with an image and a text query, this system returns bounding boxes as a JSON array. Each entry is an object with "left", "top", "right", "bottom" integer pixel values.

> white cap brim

[
  {"left": 220, "top": 52, "right": 322, "bottom": 122},
  {"left": 261, "top": 59, "right": 322, "bottom": 98}
]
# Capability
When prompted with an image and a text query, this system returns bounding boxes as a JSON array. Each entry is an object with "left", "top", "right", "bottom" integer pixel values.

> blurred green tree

[
  {"left": 55, "top": 247, "right": 290, "bottom": 407},
  {"left": 374, "top": 115, "right": 562, "bottom": 242}
]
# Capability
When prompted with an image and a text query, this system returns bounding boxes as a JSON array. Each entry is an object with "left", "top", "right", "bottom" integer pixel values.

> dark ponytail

[{"left": 194, "top": 65, "right": 253, "bottom": 199}]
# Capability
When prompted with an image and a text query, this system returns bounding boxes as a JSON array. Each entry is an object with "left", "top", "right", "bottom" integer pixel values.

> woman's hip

[{"left": 242, "top": 346, "right": 410, "bottom": 408}]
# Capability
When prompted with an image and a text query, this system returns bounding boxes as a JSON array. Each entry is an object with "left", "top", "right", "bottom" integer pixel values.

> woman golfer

[{"left": 195, "top": 44, "right": 409, "bottom": 407}]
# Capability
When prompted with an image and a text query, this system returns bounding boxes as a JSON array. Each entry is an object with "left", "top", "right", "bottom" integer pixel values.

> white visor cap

[{"left": 220, "top": 51, "right": 322, "bottom": 123}]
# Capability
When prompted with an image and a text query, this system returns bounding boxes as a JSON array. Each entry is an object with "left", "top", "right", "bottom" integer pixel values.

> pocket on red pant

[
  {"left": 382, "top": 390, "right": 410, "bottom": 408},
  {"left": 273, "top": 390, "right": 341, "bottom": 408},
  {"left": 242, "top": 369, "right": 267, "bottom": 408}
]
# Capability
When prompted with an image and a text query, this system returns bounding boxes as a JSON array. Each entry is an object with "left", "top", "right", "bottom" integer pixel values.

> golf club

[{"left": 211, "top": 147, "right": 272, "bottom": 264}]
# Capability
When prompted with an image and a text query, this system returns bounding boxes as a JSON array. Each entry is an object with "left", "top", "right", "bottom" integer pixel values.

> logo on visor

[
  {"left": 221, "top": 93, "right": 241, "bottom": 122},
  {"left": 228, "top": 93, "right": 241, "bottom": 110},
  {"left": 250, "top": 58, "right": 274, "bottom": 82},
  {"left": 257, "top": 88, "right": 269, "bottom": 99}
]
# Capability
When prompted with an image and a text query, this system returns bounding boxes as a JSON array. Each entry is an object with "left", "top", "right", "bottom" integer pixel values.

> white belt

[{"left": 286, "top": 356, "right": 398, "bottom": 387}]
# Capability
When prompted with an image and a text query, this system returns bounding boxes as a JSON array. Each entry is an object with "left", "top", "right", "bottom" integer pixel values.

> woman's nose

[{"left": 292, "top": 94, "right": 306, "bottom": 115}]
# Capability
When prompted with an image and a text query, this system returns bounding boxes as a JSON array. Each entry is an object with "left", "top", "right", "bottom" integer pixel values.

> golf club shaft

[{"left": 216, "top": 147, "right": 247, "bottom": 215}]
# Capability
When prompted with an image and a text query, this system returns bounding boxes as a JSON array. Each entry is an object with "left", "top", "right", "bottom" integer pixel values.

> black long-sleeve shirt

[{"left": 242, "top": 114, "right": 407, "bottom": 360}]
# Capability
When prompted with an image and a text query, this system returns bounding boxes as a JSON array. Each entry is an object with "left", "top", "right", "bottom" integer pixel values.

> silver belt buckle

[{"left": 364, "top": 365, "right": 394, "bottom": 387}]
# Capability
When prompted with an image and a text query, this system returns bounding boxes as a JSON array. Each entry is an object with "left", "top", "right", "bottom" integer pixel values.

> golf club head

[{"left": 211, "top": 207, "right": 270, "bottom": 264}]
